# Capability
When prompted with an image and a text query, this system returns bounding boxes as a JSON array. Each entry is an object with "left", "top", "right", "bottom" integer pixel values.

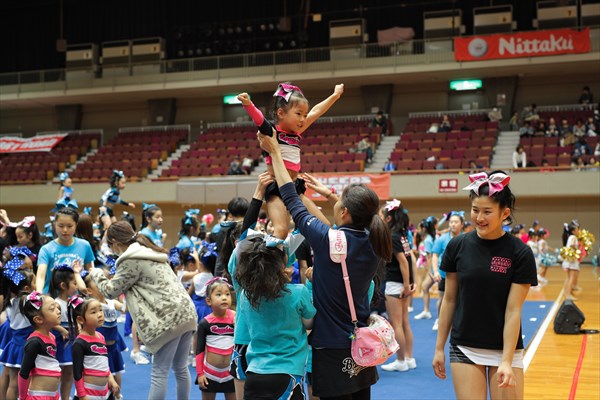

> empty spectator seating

[
  {"left": 71, "top": 126, "right": 188, "bottom": 182},
  {"left": 393, "top": 113, "right": 498, "bottom": 170},
  {"left": 161, "top": 117, "right": 387, "bottom": 178},
  {"left": 0, "top": 131, "right": 100, "bottom": 184}
]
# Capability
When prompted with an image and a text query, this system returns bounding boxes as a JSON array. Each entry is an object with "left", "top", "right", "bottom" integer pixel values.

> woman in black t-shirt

[
  {"left": 379, "top": 199, "right": 416, "bottom": 373},
  {"left": 433, "top": 171, "right": 537, "bottom": 400}
]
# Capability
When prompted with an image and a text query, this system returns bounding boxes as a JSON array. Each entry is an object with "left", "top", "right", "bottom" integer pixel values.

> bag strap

[{"left": 328, "top": 229, "right": 357, "bottom": 324}]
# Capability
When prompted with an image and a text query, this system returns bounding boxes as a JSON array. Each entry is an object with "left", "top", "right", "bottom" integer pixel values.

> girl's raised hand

[
  {"left": 256, "top": 172, "right": 274, "bottom": 198},
  {"left": 72, "top": 260, "right": 83, "bottom": 274},
  {"left": 128, "top": 202, "right": 135, "bottom": 208},
  {"left": 334, "top": 84, "right": 344, "bottom": 96},
  {"left": 237, "top": 93, "right": 251, "bottom": 106}
]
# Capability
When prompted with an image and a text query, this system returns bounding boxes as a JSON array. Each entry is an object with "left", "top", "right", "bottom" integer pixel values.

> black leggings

[
  {"left": 244, "top": 372, "right": 304, "bottom": 400},
  {"left": 321, "top": 387, "right": 371, "bottom": 400}
]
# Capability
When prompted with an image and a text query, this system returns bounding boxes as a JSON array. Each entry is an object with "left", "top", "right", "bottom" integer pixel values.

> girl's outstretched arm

[{"left": 300, "top": 84, "right": 344, "bottom": 133}]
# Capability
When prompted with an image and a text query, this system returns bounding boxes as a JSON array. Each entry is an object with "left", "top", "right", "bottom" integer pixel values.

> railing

[
  {"left": 1, "top": 26, "right": 598, "bottom": 95},
  {"left": 537, "top": 103, "right": 598, "bottom": 112},
  {"left": 409, "top": 109, "right": 491, "bottom": 119},
  {"left": 36, "top": 129, "right": 104, "bottom": 146},
  {"left": 206, "top": 114, "right": 378, "bottom": 130}
]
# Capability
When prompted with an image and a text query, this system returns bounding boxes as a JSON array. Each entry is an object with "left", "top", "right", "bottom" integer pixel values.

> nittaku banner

[
  {"left": 305, "top": 173, "right": 391, "bottom": 201},
  {"left": 0, "top": 134, "right": 68, "bottom": 153},
  {"left": 454, "top": 28, "right": 590, "bottom": 62}
]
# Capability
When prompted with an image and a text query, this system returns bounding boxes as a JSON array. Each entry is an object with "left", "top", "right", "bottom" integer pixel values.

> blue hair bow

[
  {"left": 264, "top": 235, "right": 286, "bottom": 249},
  {"left": 143, "top": 202, "right": 157, "bottom": 211},
  {"left": 53, "top": 198, "right": 79, "bottom": 211},
  {"left": 184, "top": 209, "right": 200, "bottom": 225},
  {"left": 6, "top": 257, "right": 25, "bottom": 271},
  {"left": 426, "top": 216, "right": 435, "bottom": 224},
  {"left": 168, "top": 247, "right": 181, "bottom": 266},
  {"left": 59, "top": 172, "right": 69, "bottom": 181},
  {"left": 2, "top": 263, "right": 26, "bottom": 285},
  {"left": 9, "top": 246, "right": 34, "bottom": 258},
  {"left": 44, "top": 222, "right": 54, "bottom": 238},
  {"left": 200, "top": 241, "right": 217, "bottom": 265},
  {"left": 104, "top": 257, "right": 117, "bottom": 275},
  {"left": 54, "top": 263, "right": 73, "bottom": 272},
  {"left": 113, "top": 170, "right": 125, "bottom": 178},
  {"left": 83, "top": 207, "right": 92, "bottom": 216},
  {"left": 450, "top": 211, "right": 465, "bottom": 219},
  {"left": 80, "top": 270, "right": 89, "bottom": 280}
]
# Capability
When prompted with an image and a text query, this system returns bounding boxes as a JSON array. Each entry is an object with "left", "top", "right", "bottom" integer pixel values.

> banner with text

[
  {"left": 454, "top": 28, "right": 590, "bottom": 62},
  {"left": 0, "top": 134, "right": 68, "bottom": 153},
  {"left": 305, "top": 173, "right": 391, "bottom": 201}
]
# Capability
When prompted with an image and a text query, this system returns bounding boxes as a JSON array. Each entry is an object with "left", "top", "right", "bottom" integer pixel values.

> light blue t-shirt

[
  {"left": 228, "top": 249, "right": 250, "bottom": 345},
  {"left": 423, "top": 234, "right": 435, "bottom": 255},
  {"left": 140, "top": 227, "right": 163, "bottom": 247},
  {"left": 432, "top": 232, "right": 458, "bottom": 279},
  {"left": 176, "top": 235, "right": 194, "bottom": 250},
  {"left": 239, "top": 283, "right": 316, "bottom": 376},
  {"left": 38, "top": 238, "right": 95, "bottom": 294}
]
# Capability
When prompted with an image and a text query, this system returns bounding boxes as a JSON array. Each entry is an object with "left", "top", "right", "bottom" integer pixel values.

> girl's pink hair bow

[
  {"left": 385, "top": 199, "right": 401, "bottom": 212},
  {"left": 26, "top": 291, "right": 43, "bottom": 310},
  {"left": 273, "top": 83, "right": 303, "bottom": 102},
  {"left": 68, "top": 295, "right": 85, "bottom": 309},
  {"left": 462, "top": 172, "right": 510, "bottom": 196}
]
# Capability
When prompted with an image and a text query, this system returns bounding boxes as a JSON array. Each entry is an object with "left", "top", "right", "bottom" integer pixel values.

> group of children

[{"left": 1, "top": 80, "right": 596, "bottom": 400}]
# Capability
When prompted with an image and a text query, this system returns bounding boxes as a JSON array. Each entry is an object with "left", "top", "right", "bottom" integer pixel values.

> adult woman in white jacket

[{"left": 89, "top": 221, "right": 197, "bottom": 400}]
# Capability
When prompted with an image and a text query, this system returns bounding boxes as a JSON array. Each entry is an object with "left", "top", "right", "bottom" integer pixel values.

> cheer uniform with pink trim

[
  {"left": 96, "top": 300, "right": 126, "bottom": 375},
  {"left": 72, "top": 332, "right": 113, "bottom": 400},
  {"left": 195, "top": 309, "right": 235, "bottom": 393},
  {"left": 0, "top": 296, "right": 33, "bottom": 368},
  {"left": 18, "top": 331, "right": 61, "bottom": 400}
]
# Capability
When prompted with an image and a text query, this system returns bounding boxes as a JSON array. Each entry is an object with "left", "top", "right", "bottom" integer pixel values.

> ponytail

[
  {"left": 107, "top": 221, "right": 167, "bottom": 254},
  {"left": 369, "top": 214, "right": 392, "bottom": 263}
]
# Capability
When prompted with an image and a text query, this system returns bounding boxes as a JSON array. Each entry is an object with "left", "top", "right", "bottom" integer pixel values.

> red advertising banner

[
  {"left": 305, "top": 173, "right": 391, "bottom": 201},
  {"left": 0, "top": 134, "right": 68, "bottom": 153},
  {"left": 454, "top": 28, "right": 590, "bottom": 62}
]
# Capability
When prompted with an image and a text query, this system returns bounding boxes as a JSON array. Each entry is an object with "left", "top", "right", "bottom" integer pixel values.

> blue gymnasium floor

[{"left": 109, "top": 298, "right": 552, "bottom": 400}]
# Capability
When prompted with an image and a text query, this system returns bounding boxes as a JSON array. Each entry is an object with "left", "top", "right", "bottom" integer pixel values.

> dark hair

[
  {"left": 341, "top": 184, "right": 392, "bottom": 263},
  {"left": 227, "top": 197, "right": 250, "bottom": 218},
  {"left": 76, "top": 214, "right": 99, "bottom": 253},
  {"left": 468, "top": 170, "right": 516, "bottom": 226},
  {"left": 15, "top": 222, "right": 41, "bottom": 247},
  {"left": 20, "top": 292, "right": 50, "bottom": 326},
  {"left": 217, "top": 223, "right": 242, "bottom": 277},
  {"left": 235, "top": 237, "right": 289, "bottom": 309},
  {"left": 424, "top": 216, "right": 438, "bottom": 238},
  {"left": 67, "top": 295, "right": 95, "bottom": 338},
  {"left": 141, "top": 205, "right": 161, "bottom": 229},
  {"left": 109, "top": 171, "right": 125, "bottom": 188},
  {"left": 270, "top": 82, "right": 310, "bottom": 122},
  {"left": 179, "top": 216, "right": 198, "bottom": 237},
  {"left": 205, "top": 277, "right": 232, "bottom": 299},
  {"left": 562, "top": 221, "right": 580, "bottom": 246},
  {"left": 381, "top": 204, "right": 409, "bottom": 236},
  {"left": 55, "top": 207, "right": 79, "bottom": 224},
  {"left": 1, "top": 268, "right": 34, "bottom": 312},
  {"left": 179, "top": 247, "right": 195, "bottom": 266},
  {"left": 106, "top": 221, "right": 167, "bottom": 254},
  {"left": 120, "top": 212, "right": 136, "bottom": 231},
  {"left": 49, "top": 265, "right": 75, "bottom": 298}
]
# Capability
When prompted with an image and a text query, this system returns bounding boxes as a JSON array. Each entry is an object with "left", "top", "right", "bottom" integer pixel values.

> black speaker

[{"left": 554, "top": 299, "right": 585, "bottom": 334}]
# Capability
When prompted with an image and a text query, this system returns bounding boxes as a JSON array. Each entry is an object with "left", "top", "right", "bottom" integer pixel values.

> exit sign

[{"left": 450, "top": 79, "right": 482, "bottom": 91}]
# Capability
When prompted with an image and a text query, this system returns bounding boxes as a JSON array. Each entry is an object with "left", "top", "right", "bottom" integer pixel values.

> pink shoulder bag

[{"left": 328, "top": 229, "right": 399, "bottom": 367}]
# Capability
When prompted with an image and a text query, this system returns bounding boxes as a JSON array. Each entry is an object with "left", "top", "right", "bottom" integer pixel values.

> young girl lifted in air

[
  {"left": 238, "top": 82, "right": 344, "bottom": 240},
  {"left": 99, "top": 170, "right": 135, "bottom": 229},
  {"left": 68, "top": 295, "right": 120, "bottom": 400},
  {"left": 58, "top": 172, "right": 74, "bottom": 202},
  {"left": 195, "top": 277, "right": 235, "bottom": 400},
  {"left": 18, "top": 292, "right": 62, "bottom": 400}
]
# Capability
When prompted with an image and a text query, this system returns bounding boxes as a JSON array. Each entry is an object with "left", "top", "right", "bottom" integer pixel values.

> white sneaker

[
  {"left": 381, "top": 359, "right": 409, "bottom": 372},
  {"left": 432, "top": 318, "right": 439, "bottom": 331},
  {"left": 414, "top": 310, "right": 432, "bottom": 320},
  {"left": 408, "top": 306, "right": 414, "bottom": 313},
  {"left": 406, "top": 358, "right": 417, "bottom": 369},
  {"left": 130, "top": 350, "right": 150, "bottom": 365},
  {"left": 140, "top": 345, "right": 152, "bottom": 354}
]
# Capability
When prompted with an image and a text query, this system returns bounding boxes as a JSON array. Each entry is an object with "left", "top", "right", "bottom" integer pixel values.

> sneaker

[
  {"left": 432, "top": 318, "right": 439, "bottom": 331},
  {"left": 140, "top": 345, "right": 152, "bottom": 354},
  {"left": 408, "top": 306, "right": 414, "bottom": 313},
  {"left": 414, "top": 310, "right": 432, "bottom": 320},
  {"left": 130, "top": 350, "right": 150, "bottom": 365},
  {"left": 406, "top": 358, "right": 417, "bottom": 369},
  {"left": 381, "top": 359, "right": 409, "bottom": 372},
  {"left": 537, "top": 274, "right": 548, "bottom": 284}
]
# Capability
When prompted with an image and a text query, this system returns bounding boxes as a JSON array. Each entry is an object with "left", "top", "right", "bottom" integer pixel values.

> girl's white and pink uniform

[
  {"left": 72, "top": 332, "right": 112, "bottom": 400},
  {"left": 18, "top": 331, "right": 61, "bottom": 400},
  {"left": 195, "top": 309, "right": 235, "bottom": 384}
]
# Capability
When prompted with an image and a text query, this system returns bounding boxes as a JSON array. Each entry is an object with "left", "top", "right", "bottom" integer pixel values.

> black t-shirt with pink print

[{"left": 441, "top": 230, "right": 537, "bottom": 350}]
